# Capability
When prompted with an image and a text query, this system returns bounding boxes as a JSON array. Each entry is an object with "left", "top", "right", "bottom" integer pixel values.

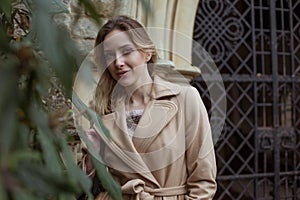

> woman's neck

[{"left": 125, "top": 75, "right": 153, "bottom": 110}]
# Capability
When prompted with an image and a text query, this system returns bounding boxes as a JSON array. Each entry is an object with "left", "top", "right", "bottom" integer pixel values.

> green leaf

[
  {"left": 17, "top": 162, "right": 77, "bottom": 196},
  {"left": 72, "top": 91, "right": 110, "bottom": 139},
  {"left": 76, "top": 126, "right": 121, "bottom": 200},
  {"left": 58, "top": 193, "right": 77, "bottom": 200},
  {"left": 0, "top": 104, "right": 17, "bottom": 161},
  {"left": 0, "top": 26, "right": 10, "bottom": 51},
  {"left": 0, "top": 180, "right": 8, "bottom": 200},
  {"left": 8, "top": 150, "right": 42, "bottom": 170},
  {"left": 0, "top": 63, "right": 18, "bottom": 160},
  {"left": 34, "top": 56, "right": 51, "bottom": 97},
  {"left": 37, "top": 127, "right": 63, "bottom": 174},
  {"left": 91, "top": 155, "right": 122, "bottom": 200},
  {"left": 29, "top": 104, "right": 63, "bottom": 175},
  {"left": 77, "top": 130, "right": 122, "bottom": 200},
  {"left": 30, "top": 1, "right": 78, "bottom": 96},
  {"left": 72, "top": 93, "right": 119, "bottom": 198},
  {"left": 18, "top": 123, "right": 31, "bottom": 148},
  {"left": 0, "top": 0, "right": 12, "bottom": 22},
  {"left": 11, "top": 190, "right": 40, "bottom": 200},
  {"left": 58, "top": 137, "right": 92, "bottom": 195}
]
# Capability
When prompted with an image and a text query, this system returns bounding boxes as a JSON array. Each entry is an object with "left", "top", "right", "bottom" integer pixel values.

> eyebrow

[{"left": 104, "top": 44, "right": 135, "bottom": 52}]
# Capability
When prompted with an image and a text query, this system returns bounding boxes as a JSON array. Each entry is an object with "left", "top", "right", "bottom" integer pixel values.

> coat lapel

[
  {"left": 132, "top": 76, "right": 180, "bottom": 152},
  {"left": 132, "top": 99, "right": 178, "bottom": 152}
]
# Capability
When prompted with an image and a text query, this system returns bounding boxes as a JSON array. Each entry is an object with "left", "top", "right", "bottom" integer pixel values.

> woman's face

[{"left": 103, "top": 29, "right": 151, "bottom": 87}]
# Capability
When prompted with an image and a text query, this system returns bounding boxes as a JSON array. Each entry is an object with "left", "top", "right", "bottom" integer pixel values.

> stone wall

[{"left": 55, "top": 0, "right": 119, "bottom": 54}]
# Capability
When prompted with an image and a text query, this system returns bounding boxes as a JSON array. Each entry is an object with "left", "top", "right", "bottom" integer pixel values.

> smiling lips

[{"left": 117, "top": 70, "right": 129, "bottom": 77}]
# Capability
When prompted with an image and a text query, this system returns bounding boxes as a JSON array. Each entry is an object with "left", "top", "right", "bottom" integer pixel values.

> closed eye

[{"left": 121, "top": 46, "right": 135, "bottom": 55}]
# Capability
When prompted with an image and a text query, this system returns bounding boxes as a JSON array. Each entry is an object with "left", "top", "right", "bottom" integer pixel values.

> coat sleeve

[{"left": 184, "top": 86, "right": 217, "bottom": 200}]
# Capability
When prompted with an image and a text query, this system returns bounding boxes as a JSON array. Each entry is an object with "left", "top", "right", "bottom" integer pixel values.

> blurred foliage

[{"left": 0, "top": 0, "right": 121, "bottom": 199}]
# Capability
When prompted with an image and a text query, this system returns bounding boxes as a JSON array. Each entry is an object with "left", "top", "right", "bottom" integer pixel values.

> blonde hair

[{"left": 94, "top": 15, "right": 158, "bottom": 115}]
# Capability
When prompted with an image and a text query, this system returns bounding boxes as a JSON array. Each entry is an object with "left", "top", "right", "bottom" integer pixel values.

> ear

[{"left": 145, "top": 52, "right": 152, "bottom": 62}]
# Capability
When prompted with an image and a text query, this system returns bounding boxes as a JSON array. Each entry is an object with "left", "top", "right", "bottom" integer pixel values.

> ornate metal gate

[{"left": 191, "top": 0, "right": 300, "bottom": 199}]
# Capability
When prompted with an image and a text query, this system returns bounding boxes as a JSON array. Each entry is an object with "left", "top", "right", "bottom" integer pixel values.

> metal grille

[{"left": 191, "top": 0, "right": 300, "bottom": 199}]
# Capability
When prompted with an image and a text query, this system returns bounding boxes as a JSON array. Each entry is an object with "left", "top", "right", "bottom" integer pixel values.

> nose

[{"left": 114, "top": 53, "right": 125, "bottom": 68}]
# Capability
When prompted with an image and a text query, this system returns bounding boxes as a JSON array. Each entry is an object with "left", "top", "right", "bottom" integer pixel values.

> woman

[{"left": 81, "top": 15, "right": 217, "bottom": 199}]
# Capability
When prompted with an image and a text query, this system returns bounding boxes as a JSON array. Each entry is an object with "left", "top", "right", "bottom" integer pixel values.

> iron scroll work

[{"left": 192, "top": 0, "right": 300, "bottom": 200}]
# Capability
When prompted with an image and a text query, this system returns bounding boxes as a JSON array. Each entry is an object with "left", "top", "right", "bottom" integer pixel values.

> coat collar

[{"left": 151, "top": 75, "right": 181, "bottom": 100}]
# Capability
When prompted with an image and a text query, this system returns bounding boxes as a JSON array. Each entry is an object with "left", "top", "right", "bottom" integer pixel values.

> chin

[{"left": 117, "top": 79, "right": 133, "bottom": 87}]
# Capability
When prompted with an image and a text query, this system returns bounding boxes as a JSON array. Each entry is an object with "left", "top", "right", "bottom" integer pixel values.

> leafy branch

[{"left": 0, "top": 0, "right": 121, "bottom": 199}]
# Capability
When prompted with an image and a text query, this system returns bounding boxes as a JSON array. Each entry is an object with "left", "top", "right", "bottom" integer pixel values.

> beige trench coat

[{"left": 93, "top": 76, "right": 217, "bottom": 200}]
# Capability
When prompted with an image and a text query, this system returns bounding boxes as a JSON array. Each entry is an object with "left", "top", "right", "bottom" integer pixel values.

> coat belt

[{"left": 122, "top": 179, "right": 187, "bottom": 198}]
